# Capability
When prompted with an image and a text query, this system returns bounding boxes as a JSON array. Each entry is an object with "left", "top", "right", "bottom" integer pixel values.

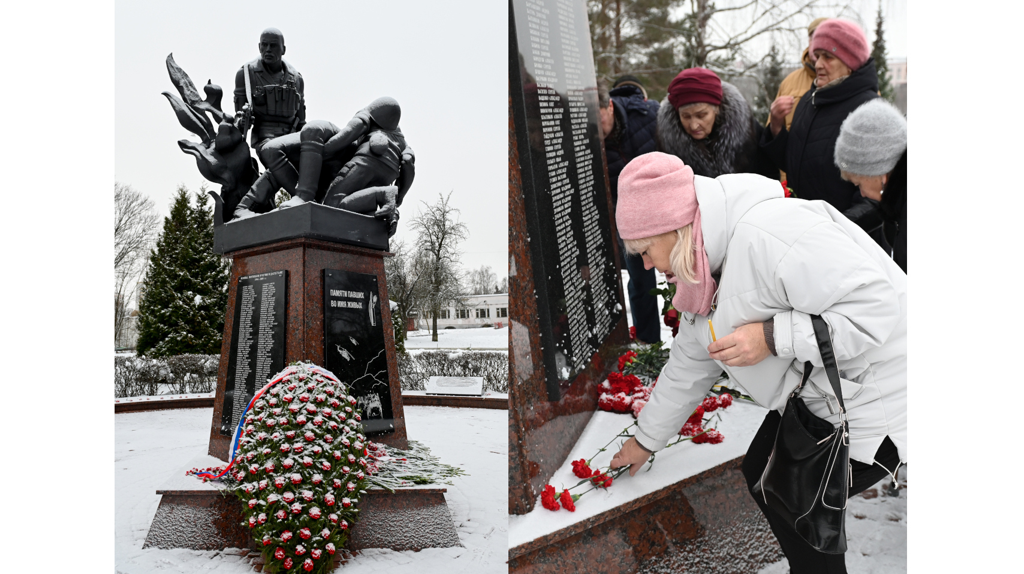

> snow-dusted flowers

[{"left": 232, "top": 363, "right": 369, "bottom": 573}]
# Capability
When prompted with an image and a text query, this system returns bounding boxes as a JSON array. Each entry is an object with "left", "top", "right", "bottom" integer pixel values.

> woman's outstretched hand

[
  {"left": 708, "top": 322, "right": 771, "bottom": 367},
  {"left": 610, "top": 437, "right": 651, "bottom": 477}
]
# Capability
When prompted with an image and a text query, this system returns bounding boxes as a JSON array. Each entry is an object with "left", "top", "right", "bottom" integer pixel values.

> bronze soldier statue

[{"left": 233, "top": 27, "right": 306, "bottom": 210}]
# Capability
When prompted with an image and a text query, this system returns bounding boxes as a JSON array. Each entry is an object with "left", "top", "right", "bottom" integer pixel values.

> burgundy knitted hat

[
  {"left": 810, "top": 19, "right": 870, "bottom": 70},
  {"left": 616, "top": 152, "right": 697, "bottom": 240},
  {"left": 667, "top": 68, "right": 723, "bottom": 109}
]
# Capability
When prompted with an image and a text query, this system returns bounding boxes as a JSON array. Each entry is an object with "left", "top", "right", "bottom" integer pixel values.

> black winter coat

[
  {"left": 605, "top": 85, "right": 660, "bottom": 206},
  {"left": 760, "top": 58, "right": 880, "bottom": 212},
  {"left": 657, "top": 80, "right": 778, "bottom": 180},
  {"left": 881, "top": 152, "right": 907, "bottom": 273}
]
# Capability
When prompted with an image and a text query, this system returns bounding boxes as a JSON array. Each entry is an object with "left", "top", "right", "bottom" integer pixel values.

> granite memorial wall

[{"left": 508, "top": 0, "right": 630, "bottom": 514}]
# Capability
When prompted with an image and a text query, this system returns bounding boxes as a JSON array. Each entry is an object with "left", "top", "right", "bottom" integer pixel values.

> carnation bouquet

[{"left": 187, "top": 362, "right": 464, "bottom": 573}]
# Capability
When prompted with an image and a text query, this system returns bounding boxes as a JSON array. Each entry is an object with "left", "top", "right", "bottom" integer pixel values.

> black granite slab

[
  {"left": 323, "top": 269, "right": 395, "bottom": 436},
  {"left": 509, "top": 0, "right": 623, "bottom": 401},
  {"left": 221, "top": 270, "right": 287, "bottom": 436}
]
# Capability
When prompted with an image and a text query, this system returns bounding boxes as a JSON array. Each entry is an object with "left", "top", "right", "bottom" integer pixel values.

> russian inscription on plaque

[
  {"left": 222, "top": 270, "right": 287, "bottom": 435},
  {"left": 510, "top": 0, "right": 621, "bottom": 401},
  {"left": 323, "top": 269, "right": 394, "bottom": 436}
]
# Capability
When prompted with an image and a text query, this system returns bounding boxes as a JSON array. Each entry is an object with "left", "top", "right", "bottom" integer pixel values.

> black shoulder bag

[{"left": 752, "top": 314, "right": 851, "bottom": 554}]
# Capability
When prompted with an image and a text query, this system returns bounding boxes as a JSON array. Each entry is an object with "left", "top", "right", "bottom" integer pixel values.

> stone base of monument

[
  {"left": 208, "top": 234, "right": 408, "bottom": 461},
  {"left": 144, "top": 456, "right": 460, "bottom": 552},
  {"left": 508, "top": 404, "right": 783, "bottom": 573},
  {"left": 507, "top": 457, "right": 782, "bottom": 574}
]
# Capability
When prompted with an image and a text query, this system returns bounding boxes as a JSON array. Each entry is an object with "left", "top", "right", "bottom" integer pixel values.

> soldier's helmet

[{"left": 365, "top": 97, "right": 401, "bottom": 131}]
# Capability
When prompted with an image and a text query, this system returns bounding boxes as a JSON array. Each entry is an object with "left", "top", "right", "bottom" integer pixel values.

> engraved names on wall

[
  {"left": 222, "top": 270, "right": 287, "bottom": 435},
  {"left": 511, "top": 0, "right": 622, "bottom": 400}
]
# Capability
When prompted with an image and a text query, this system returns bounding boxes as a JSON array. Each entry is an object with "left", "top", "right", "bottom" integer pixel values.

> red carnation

[
  {"left": 692, "top": 429, "right": 724, "bottom": 444},
  {"left": 274, "top": 547, "right": 286, "bottom": 560},
  {"left": 629, "top": 326, "right": 637, "bottom": 341},
  {"left": 719, "top": 393, "right": 734, "bottom": 408},
  {"left": 275, "top": 509, "right": 287, "bottom": 520},
  {"left": 291, "top": 473, "right": 303, "bottom": 485},
  {"left": 680, "top": 422, "right": 702, "bottom": 436},
  {"left": 571, "top": 458, "right": 593, "bottom": 479},
  {"left": 541, "top": 484, "right": 560, "bottom": 511},
  {"left": 328, "top": 513, "right": 339, "bottom": 524},
  {"left": 685, "top": 405, "right": 705, "bottom": 427},
  {"left": 312, "top": 547, "right": 323, "bottom": 559},
  {"left": 702, "top": 396, "right": 719, "bottom": 413},
  {"left": 618, "top": 350, "right": 638, "bottom": 372},
  {"left": 326, "top": 543, "right": 336, "bottom": 555},
  {"left": 559, "top": 489, "right": 576, "bottom": 512},
  {"left": 607, "top": 371, "right": 643, "bottom": 395},
  {"left": 303, "top": 558, "right": 314, "bottom": 571},
  {"left": 325, "top": 493, "right": 336, "bottom": 506},
  {"left": 300, "top": 527, "right": 312, "bottom": 540},
  {"left": 281, "top": 530, "right": 293, "bottom": 542},
  {"left": 591, "top": 471, "right": 612, "bottom": 488},
  {"left": 283, "top": 558, "right": 293, "bottom": 569},
  {"left": 262, "top": 534, "right": 272, "bottom": 546}
]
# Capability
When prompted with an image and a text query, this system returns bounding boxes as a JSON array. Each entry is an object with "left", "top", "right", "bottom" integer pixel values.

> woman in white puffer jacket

[{"left": 608, "top": 152, "right": 906, "bottom": 574}]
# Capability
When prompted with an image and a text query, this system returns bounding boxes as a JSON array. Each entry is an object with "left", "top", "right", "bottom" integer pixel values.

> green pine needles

[{"left": 136, "top": 186, "right": 229, "bottom": 357}]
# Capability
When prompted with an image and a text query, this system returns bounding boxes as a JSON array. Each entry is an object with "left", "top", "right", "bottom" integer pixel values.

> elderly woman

[
  {"left": 658, "top": 68, "right": 777, "bottom": 179},
  {"left": 609, "top": 152, "right": 906, "bottom": 573},
  {"left": 835, "top": 99, "right": 908, "bottom": 273},
  {"left": 761, "top": 19, "right": 884, "bottom": 241}
]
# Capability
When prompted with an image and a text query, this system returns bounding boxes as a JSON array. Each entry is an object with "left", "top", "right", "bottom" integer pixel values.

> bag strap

[{"left": 810, "top": 314, "right": 846, "bottom": 416}]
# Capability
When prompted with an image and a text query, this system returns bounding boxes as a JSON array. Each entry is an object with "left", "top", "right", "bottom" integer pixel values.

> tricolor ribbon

[{"left": 192, "top": 365, "right": 342, "bottom": 481}]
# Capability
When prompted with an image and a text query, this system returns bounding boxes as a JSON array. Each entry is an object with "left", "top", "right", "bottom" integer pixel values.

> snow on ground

[
  {"left": 619, "top": 270, "right": 908, "bottom": 573},
  {"left": 116, "top": 406, "right": 507, "bottom": 573},
  {"left": 757, "top": 477, "right": 908, "bottom": 573},
  {"left": 405, "top": 326, "right": 508, "bottom": 350}
]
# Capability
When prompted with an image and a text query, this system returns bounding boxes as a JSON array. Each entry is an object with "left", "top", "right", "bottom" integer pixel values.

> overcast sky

[{"left": 115, "top": 0, "right": 507, "bottom": 277}]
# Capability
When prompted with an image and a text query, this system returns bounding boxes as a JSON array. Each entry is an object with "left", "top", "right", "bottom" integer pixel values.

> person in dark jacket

[
  {"left": 834, "top": 99, "right": 907, "bottom": 273},
  {"left": 761, "top": 19, "right": 887, "bottom": 247},
  {"left": 600, "top": 76, "right": 662, "bottom": 344},
  {"left": 658, "top": 68, "right": 778, "bottom": 180}
]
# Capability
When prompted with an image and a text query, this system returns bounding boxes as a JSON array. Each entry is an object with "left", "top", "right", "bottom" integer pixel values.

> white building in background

[{"left": 420, "top": 293, "right": 509, "bottom": 330}]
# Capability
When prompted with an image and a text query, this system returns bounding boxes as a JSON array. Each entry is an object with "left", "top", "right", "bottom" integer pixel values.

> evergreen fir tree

[
  {"left": 754, "top": 44, "right": 785, "bottom": 125},
  {"left": 872, "top": 1, "right": 895, "bottom": 102},
  {"left": 136, "top": 186, "right": 230, "bottom": 357}
]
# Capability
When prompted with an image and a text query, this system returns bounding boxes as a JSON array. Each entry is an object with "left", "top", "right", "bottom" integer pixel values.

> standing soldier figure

[{"left": 234, "top": 27, "right": 306, "bottom": 208}]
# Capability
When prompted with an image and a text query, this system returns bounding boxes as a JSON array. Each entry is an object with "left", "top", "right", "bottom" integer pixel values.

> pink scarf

[{"left": 668, "top": 208, "right": 717, "bottom": 317}]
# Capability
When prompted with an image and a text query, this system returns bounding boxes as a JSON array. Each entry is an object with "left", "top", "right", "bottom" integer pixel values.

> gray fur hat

[{"left": 834, "top": 99, "right": 907, "bottom": 176}]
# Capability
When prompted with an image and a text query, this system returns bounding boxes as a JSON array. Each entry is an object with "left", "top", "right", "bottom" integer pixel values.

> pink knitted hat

[
  {"left": 617, "top": 152, "right": 717, "bottom": 316},
  {"left": 810, "top": 19, "right": 870, "bottom": 70},
  {"left": 616, "top": 152, "right": 696, "bottom": 240}
]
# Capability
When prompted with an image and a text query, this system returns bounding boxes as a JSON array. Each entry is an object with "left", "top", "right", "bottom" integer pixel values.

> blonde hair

[{"left": 622, "top": 225, "right": 699, "bottom": 284}]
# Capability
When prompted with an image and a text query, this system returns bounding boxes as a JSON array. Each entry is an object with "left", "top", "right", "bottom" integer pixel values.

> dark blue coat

[{"left": 605, "top": 85, "right": 660, "bottom": 206}]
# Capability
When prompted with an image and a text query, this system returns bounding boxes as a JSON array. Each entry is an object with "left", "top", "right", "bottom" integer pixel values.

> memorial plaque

[
  {"left": 425, "top": 376, "right": 485, "bottom": 397},
  {"left": 509, "top": 0, "right": 622, "bottom": 401},
  {"left": 221, "top": 270, "right": 287, "bottom": 435},
  {"left": 323, "top": 269, "right": 394, "bottom": 436}
]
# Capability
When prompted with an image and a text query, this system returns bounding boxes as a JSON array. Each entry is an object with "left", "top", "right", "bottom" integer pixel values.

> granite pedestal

[{"left": 208, "top": 221, "right": 408, "bottom": 460}]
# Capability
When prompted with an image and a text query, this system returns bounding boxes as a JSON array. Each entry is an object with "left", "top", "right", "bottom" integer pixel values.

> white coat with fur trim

[{"left": 633, "top": 173, "right": 907, "bottom": 465}]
